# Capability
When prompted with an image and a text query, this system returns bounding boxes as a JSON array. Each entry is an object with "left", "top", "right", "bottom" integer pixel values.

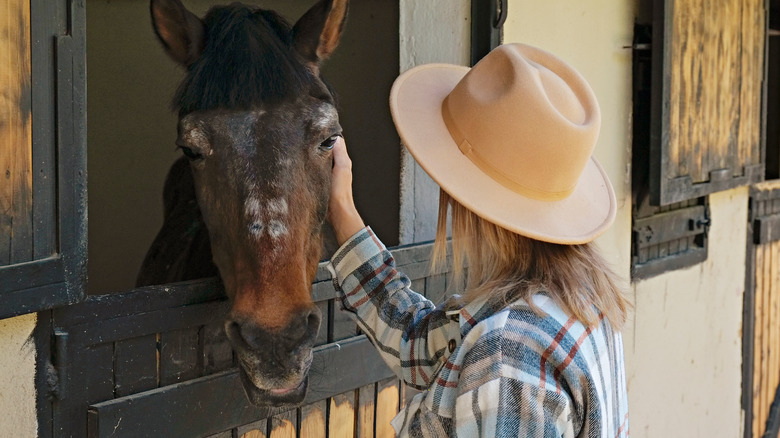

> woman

[{"left": 327, "top": 43, "right": 630, "bottom": 437}]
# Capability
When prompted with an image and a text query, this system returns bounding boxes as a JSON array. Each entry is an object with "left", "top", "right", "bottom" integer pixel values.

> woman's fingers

[
  {"left": 332, "top": 136, "right": 352, "bottom": 171},
  {"left": 328, "top": 137, "right": 365, "bottom": 245}
]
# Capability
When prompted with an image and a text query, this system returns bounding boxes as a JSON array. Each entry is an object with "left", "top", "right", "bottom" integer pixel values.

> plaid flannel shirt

[{"left": 329, "top": 228, "right": 630, "bottom": 437}]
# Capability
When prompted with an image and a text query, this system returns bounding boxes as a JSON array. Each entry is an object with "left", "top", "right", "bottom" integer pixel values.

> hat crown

[{"left": 442, "top": 44, "right": 601, "bottom": 200}]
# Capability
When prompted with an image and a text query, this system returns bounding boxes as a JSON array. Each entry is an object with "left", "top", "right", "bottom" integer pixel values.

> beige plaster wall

[
  {"left": 503, "top": 0, "right": 635, "bottom": 285},
  {"left": 504, "top": 2, "right": 746, "bottom": 436},
  {"left": 0, "top": 313, "right": 37, "bottom": 437},
  {"left": 630, "top": 187, "right": 746, "bottom": 437}
]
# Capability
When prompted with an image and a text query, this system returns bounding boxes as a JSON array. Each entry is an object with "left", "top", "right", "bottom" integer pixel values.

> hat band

[{"left": 441, "top": 97, "right": 574, "bottom": 202}]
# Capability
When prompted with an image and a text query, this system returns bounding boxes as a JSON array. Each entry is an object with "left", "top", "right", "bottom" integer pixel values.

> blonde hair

[{"left": 432, "top": 190, "right": 630, "bottom": 330}]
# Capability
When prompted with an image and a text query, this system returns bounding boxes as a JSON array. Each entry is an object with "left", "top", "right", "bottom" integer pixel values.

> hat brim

[{"left": 389, "top": 64, "right": 617, "bottom": 245}]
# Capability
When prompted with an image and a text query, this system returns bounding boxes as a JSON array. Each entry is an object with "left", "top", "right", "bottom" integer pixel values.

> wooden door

[
  {"left": 745, "top": 181, "right": 780, "bottom": 438},
  {"left": 0, "top": 0, "right": 87, "bottom": 318}
]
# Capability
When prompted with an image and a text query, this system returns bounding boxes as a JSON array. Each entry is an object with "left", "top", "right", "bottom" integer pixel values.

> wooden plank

[
  {"left": 755, "top": 244, "right": 765, "bottom": 438},
  {"left": 425, "top": 273, "right": 448, "bottom": 305},
  {"left": 655, "top": 0, "right": 765, "bottom": 205},
  {"left": 30, "top": 0, "right": 59, "bottom": 261},
  {"left": 770, "top": 241, "right": 778, "bottom": 437},
  {"left": 299, "top": 400, "right": 327, "bottom": 438},
  {"left": 410, "top": 278, "right": 426, "bottom": 295},
  {"left": 201, "top": 320, "right": 234, "bottom": 375},
  {"left": 160, "top": 328, "right": 200, "bottom": 385},
  {"left": 61, "top": 343, "right": 113, "bottom": 438},
  {"left": 71, "top": 300, "right": 226, "bottom": 346},
  {"left": 55, "top": 279, "right": 225, "bottom": 326},
  {"left": 763, "top": 243, "right": 772, "bottom": 436},
  {"left": 314, "top": 300, "right": 329, "bottom": 346},
  {"left": 738, "top": 0, "right": 765, "bottom": 172},
  {"left": 331, "top": 300, "right": 358, "bottom": 342},
  {"left": 329, "top": 391, "right": 356, "bottom": 438},
  {"left": 766, "top": 241, "right": 774, "bottom": 438},
  {"left": 756, "top": 215, "right": 780, "bottom": 245},
  {"left": 0, "top": 257, "right": 63, "bottom": 293},
  {"left": 401, "top": 384, "right": 422, "bottom": 408},
  {"left": 305, "top": 336, "right": 395, "bottom": 402},
  {"left": 269, "top": 409, "right": 297, "bottom": 438},
  {"left": 0, "top": 0, "right": 33, "bottom": 266},
  {"left": 114, "top": 335, "right": 159, "bottom": 397},
  {"left": 88, "top": 336, "right": 394, "bottom": 437},
  {"left": 205, "top": 432, "right": 234, "bottom": 438},
  {"left": 237, "top": 419, "right": 267, "bottom": 438},
  {"left": 375, "top": 378, "right": 400, "bottom": 438},
  {"left": 356, "top": 384, "right": 376, "bottom": 438}
]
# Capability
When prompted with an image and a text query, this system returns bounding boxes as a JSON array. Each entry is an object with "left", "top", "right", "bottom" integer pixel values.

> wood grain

[
  {"left": 667, "top": 0, "right": 764, "bottom": 183},
  {"left": 269, "top": 410, "right": 297, "bottom": 438},
  {"left": 357, "top": 384, "right": 376, "bottom": 438},
  {"left": 0, "top": 0, "right": 33, "bottom": 266},
  {"left": 300, "top": 400, "right": 327, "bottom": 437},
  {"left": 328, "top": 392, "right": 356, "bottom": 438},
  {"left": 375, "top": 378, "right": 400, "bottom": 438},
  {"left": 752, "top": 237, "right": 780, "bottom": 438},
  {"left": 754, "top": 245, "right": 763, "bottom": 438}
]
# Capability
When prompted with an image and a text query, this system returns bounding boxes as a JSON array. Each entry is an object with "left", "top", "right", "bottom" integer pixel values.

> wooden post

[{"left": 0, "top": 0, "right": 33, "bottom": 266}]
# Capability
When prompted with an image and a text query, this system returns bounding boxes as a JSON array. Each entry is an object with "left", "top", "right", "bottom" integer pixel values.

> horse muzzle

[{"left": 224, "top": 308, "right": 321, "bottom": 407}]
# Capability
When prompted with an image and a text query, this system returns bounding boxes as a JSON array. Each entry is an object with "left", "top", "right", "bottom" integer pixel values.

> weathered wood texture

[
  {"left": 749, "top": 181, "right": 780, "bottom": 438},
  {"left": 0, "top": 0, "right": 33, "bottom": 266},
  {"left": 667, "top": 0, "right": 765, "bottom": 184},
  {"left": 55, "top": 242, "right": 452, "bottom": 437}
]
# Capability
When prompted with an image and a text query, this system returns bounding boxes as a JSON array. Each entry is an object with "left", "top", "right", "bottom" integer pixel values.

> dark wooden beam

[{"left": 87, "top": 335, "right": 394, "bottom": 438}]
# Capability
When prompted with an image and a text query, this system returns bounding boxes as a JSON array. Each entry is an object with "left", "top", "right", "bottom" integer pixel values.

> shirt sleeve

[{"left": 329, "top": 227, "right": 461, "bottom": 389}]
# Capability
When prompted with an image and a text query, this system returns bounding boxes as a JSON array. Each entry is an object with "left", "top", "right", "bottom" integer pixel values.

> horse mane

[{"left": 175, "top": 4, "right": 318, "bottom": 114}]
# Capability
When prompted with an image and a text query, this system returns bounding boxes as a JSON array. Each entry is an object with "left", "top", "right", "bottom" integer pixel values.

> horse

[{"left": 143, "top": 0, "right": 349, "bottom": 408}]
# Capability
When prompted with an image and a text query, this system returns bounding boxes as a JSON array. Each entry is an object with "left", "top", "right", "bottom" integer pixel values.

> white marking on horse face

[
  {"left": 267, "top": 198, "right": 288, "bottom": 215},
  {"left": 313, "top": 105, "right": 338, "bottom": 131},
  {"left": 244, "top": 196, "right": 289, "bottom": 241},
  {"left": 268, "top": 220, "right": 288, "bottom": 239},
  {"left": 245, "top": 197, "right": 263, "bottom": 220}
]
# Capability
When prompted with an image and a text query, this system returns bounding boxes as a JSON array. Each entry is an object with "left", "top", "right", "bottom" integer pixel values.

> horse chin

[{"left": 238, "top": 367, "right": 309, "bottom": 408}]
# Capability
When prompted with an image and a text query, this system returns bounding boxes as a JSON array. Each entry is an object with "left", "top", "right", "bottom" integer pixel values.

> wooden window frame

[
  {"left": 631, "top": 20, "right": 711, "bottom": 279},
  {"left": 648, "top": 0, "right": 767, "bottom": 206},
  {"left": 0, "top": 0, "right": 87, "bottom": 319}
]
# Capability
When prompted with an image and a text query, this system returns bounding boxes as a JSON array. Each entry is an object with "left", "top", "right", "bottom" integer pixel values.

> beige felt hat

[{"left": 389, "top": 43, "right": 616, "bottom": 244}]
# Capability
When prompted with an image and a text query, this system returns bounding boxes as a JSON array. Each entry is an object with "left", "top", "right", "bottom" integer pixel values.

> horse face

[
  {"left": 178, "top": 98, "right": 339, "bottom": 406},
  {"left": 151, "top": 0, "right": 348, "bottom": 407}
]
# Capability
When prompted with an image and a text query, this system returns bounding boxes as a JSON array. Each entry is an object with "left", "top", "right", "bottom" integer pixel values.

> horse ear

[
  {"left": 292, "top": 0, "right": 349, "bottom": 70},
  {"left": 150, "top": 0, "right": 205, "bottom": 66}
]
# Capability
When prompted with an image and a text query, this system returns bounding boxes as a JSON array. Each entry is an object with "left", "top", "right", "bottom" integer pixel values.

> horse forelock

[{"left": 175, "top": 4, "right": 319, "bottom": 114}]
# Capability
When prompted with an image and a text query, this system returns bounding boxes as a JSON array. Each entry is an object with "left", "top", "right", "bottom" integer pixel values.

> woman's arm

[{"left": 327, "top": 138, "right": 460, "bottom": 388}]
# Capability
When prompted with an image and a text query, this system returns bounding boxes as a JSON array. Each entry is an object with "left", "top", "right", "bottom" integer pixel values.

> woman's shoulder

[{"left": 477, "top": 295, "right": 611, "bottom": 372}]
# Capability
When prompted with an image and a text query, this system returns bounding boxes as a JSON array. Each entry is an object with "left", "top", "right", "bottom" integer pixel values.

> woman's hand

[{"left": 328, "top": 137, "right": 366, "bottom": 245}]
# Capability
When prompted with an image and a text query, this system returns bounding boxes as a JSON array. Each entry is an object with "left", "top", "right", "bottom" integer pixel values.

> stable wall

[
  {"left": 0, "top": 313, "right": 37, "bottom": 437},
  {"left": 504, "top": 1, "right": 745, "bottom": 436}
]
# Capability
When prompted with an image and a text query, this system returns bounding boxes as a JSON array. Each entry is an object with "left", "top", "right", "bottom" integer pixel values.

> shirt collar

[{"left": 446, "top": 292, "right": 521, "bottom": 338}]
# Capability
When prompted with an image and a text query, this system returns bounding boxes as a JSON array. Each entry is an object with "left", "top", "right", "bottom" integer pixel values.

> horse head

[{"left": 150, "top": 0, "right": 348, "bottom": 408}]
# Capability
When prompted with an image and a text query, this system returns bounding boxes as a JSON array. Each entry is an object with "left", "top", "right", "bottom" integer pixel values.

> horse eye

[
  {"left": 179, "top": 146, "right": 203, "bottom": 160},
  {"left": 319, "top": 134, "right": 340, "bottom": 150}
]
